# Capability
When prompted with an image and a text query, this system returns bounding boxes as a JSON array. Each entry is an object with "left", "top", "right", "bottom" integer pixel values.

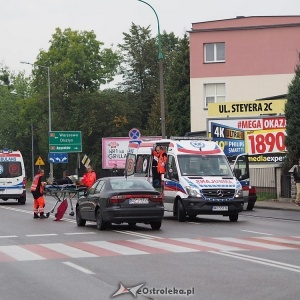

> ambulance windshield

[{"left": 178, "top": 155, "right": 233, "bottom": 176}]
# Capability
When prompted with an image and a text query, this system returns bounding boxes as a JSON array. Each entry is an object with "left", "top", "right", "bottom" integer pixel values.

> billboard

[
  {"left": 208, "top": 116, "right": 287, "bottom": 164},
  {"left": 102, "top": 137, "right": 161, "bottom": 169}
]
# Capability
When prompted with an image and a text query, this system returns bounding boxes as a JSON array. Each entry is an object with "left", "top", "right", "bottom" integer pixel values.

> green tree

[
  {"left": 285, "top": 54, "right": 300, "bottom": 164},
  {"left": 165, "top": 33, "right": 190, "bottom": 136},
  {"left": 118, "top": 23, "right": 158, "bottom": 130}
]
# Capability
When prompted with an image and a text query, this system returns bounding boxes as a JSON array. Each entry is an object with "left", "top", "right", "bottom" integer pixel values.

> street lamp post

[
  {"left": 20, "top": 61, "right": 53, "bottom": 182},
  {"left": 137, "top": 0, "right": 166, "bottom": 138}
]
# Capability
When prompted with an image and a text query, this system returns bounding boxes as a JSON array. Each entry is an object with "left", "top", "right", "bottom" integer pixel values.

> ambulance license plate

[{"left": 212, "top": 206, "right": 228, "bottom": 211}]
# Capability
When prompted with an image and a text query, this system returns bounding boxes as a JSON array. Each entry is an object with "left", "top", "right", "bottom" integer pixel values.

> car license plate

[
  {"left": 129, "top": 198, "right": 149, "bottom": 204},
  {"left": 212, "top": 206, "right": 228, "bottom": 211}
]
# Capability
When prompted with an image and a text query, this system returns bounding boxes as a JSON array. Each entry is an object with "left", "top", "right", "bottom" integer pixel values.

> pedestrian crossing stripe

[{"left": 0, "top": 236, "right": 299, "bottom": 262}]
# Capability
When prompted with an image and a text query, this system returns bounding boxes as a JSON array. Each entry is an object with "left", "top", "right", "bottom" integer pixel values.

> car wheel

[
  {"left": 76, "top": 206, "right": 86, "bottom": 227},
  {"left": 229, "top": 213, "right": 239, "bottom": 222},
  {"left": 96, "top": 209, "right": 107, "bottom": 230},
  {"left": 177, "top": 200, "right": 186, "bottom": 222},
  {"left": 18, "top": 195, "right": 26, "bottom": 205},
  {"left": 246, "top": 203, "right": 255, "bottom": 211},
  {"left": 128, "top": 223, "right": 136, "bottom": 228},
  {"left": 150, "top": 221, "right": 162, "bottom": 230}
]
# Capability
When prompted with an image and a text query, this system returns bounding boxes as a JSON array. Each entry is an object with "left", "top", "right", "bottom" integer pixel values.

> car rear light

[
  {"left": 150, "top": 195, "right": 163, "bottom": 202},
  {"left": 110, "top": 195, "right": 127, "bottom": 203},
  {"left": 249, "top": 186, "right": 256, "bottom": 195}
]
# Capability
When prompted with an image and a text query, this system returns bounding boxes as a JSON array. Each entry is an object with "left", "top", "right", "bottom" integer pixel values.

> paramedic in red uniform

[
  {"left": 81, "top": 165, "right": 97, "bottom": 188},
  {"left": 152, "top": 146, "right": 167, "bottom": 187},
  {"left": 31, "top": 168, "right": 47, "bottom": 219}
]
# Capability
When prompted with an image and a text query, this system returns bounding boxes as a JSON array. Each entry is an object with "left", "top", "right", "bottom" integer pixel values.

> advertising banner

[
  {"left": 102, "top": 136, "right": 161, "bottom": 169},
  {"left": 208, "top": 116, "right": 287, "bottom": 164}
]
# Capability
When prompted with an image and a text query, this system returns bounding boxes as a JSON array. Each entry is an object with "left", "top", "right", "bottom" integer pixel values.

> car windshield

[
  {"left": 178, "top": 155, "right": 233, "bottom": 176},
  {"left": 109, "top": 178, "right": 154, "bottom": 190}
]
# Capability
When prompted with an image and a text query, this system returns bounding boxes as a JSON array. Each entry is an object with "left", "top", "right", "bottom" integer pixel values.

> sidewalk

[{"left": 254, "top": 198, "right": 300, "bottom": 211}]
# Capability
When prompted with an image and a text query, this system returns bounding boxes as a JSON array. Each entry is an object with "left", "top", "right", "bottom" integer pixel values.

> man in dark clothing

[
  {"left": 53, "top": 170, "right": 73, "bottom": 185},
  {"left": 293, "top": 159, "right": 300, "bottom": 206},
  {"left": 111, "top": 164, "right": 119, "bottom": 176}
]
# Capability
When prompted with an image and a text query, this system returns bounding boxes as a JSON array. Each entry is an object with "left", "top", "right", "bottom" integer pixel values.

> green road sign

[{"left": 49, "top": 131, "right": 82, "bottom": 153}]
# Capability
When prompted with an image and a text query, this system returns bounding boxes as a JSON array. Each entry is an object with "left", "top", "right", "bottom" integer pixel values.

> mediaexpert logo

[
  {"left": 111, "top": 283, "right": 145, "bottom": 298},
  {"left": 111, "top": 283, "right": 195, "bottom": 298}
]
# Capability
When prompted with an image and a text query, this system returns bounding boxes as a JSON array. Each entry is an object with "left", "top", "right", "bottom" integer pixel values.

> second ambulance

[{"left": 125, "top": 137, "right": 248, "bottom": 222}]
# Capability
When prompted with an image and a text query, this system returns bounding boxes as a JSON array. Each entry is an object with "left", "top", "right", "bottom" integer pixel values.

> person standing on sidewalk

[
  {"left": 293, "top": 160, "right": 300, "bottom": 206},
  {"left": 31, "top": 168, "right": 48, "bottom": 219}
]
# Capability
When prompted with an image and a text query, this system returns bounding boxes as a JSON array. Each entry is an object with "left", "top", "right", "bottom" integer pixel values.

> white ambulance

[
  {"left": 125, "top": 137, "right": 248, "bottom": 222},
  {"left": 0, "top": 148, "right": 27, "bottom": 204}
]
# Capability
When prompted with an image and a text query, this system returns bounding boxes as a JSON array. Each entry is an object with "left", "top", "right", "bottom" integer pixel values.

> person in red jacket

[
  {"left": 81, "top": 165, "right": 96, "bottom": 188},
  {"left": 31, "top": 168, "right": 47, "bottom": 219},
  {"left": 152, "top": 146, "right": 167, "bottom": 187}
]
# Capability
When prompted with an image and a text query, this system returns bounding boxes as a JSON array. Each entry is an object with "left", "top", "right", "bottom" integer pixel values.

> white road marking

[
  {"left": 64, "top": 232, "right": 97, "bottom": 235},
  {"left": 173, "top": 237, "right": 243, "bottom": 251},
  {"left": 112, "top": 230, "right": 163, "bottom": 239},
  {"left": 0, "top": 245, "right": 45, "bottom": 261},
  {"left": 216, "top": 237, "right": 293, "bottom": 250},
  {"left": 131, "top": 239, "right": 199, "bottom": 253},
  {"left": 86, "top": 241, "right": 149, "bottom": 255},
  {"left": 255, "top": 236, "right": 300, "bottom": 246},
  {"left": 0, "top": 235, "right": 18, "bottom": 238},
  {"left": 63, "top": 261, "right": 95, "bottom": 274},
  {"left": 26, "top": 234, "right": 57, "bottom": 237},
  {"left": 40, "top": 243, "right": 98, "bottom": 258},
  {"left": 211, "top": 251, "right": 300, "bottom": 273},
  {"left": 241, "top": 230, "right": 273, "bottom": 236}
]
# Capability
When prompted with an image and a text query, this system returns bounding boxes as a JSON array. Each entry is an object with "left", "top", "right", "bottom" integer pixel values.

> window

[
  {"left": 204, "top": 43, "right": 225, "bottom": 63},
  {"left": 0, "top": 162, "right": 22, "bottom": 178},
  {"left": 204, "top": 83, "right": 225, "bottom": 108}
]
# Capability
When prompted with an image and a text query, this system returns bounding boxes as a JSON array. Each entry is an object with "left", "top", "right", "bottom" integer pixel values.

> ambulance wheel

[
  {"left": 229, "top": 213, "right": 239, "bottom": 222},
  {"left": 18, "top": 195, "right": 26, "bottom": 205},
  {"left": 177, "top": 200, "right": 186, "bottom": 222},
  {"left": 76, "top": 207, "right": 86, "bottom": 227}
]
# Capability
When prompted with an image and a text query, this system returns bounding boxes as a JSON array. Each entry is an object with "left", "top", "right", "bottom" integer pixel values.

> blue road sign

[
  {"left": 48, "top": 153, "right": 68, "bottom": 164},
  {"left": 129, "top": 128, "right": 141, "bottom": 140}
]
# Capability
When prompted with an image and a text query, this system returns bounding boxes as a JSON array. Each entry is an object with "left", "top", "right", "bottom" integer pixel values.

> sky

[{"left": 1, "top": 0, "right": 300, "bottom": 82}]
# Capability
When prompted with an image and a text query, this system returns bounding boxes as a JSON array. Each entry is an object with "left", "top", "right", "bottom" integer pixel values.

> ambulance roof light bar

[{"left": 0, "top": 148, "right": 13, "bottom": 153}]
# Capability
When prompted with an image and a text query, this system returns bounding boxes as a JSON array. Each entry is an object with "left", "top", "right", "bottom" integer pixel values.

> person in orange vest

[
  {"left": 152, "top": 146, "right": 167, "bottom": 187},
  {"left": 31, "top": 168, "right": 47, "bottom": 219},
  {"left": 81, "top": 165, "right": 97, "bottom": 188}
]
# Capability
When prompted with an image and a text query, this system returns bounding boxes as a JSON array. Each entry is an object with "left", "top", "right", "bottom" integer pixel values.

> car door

[
  {"left": 79, "top": 180, "right": 100, "bottom": 220},
  {"left": 90, "top": 180, "right": 106, "bottom": 219},
  {"left": 163, "top": 155, "right": 179, "bottom": 212}
]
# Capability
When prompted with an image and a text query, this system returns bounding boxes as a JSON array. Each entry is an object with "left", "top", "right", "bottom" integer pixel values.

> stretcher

[{"left": 44, "top": 184, "right": 87, "bottom": 219}]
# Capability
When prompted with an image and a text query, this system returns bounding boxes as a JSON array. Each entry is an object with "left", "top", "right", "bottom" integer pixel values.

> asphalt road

[{"left": 0, "top": 192, "right": 299, "bottom": 300}]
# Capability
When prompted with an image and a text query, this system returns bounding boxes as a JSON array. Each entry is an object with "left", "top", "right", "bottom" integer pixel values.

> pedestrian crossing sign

[{"left": 35, "top": 156, "right": 45, "bottom": 166}]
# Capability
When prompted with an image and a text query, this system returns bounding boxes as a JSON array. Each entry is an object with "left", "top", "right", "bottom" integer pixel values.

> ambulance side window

[{"left": 166, "top": 155, "right": 178, "bottom": 181}]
